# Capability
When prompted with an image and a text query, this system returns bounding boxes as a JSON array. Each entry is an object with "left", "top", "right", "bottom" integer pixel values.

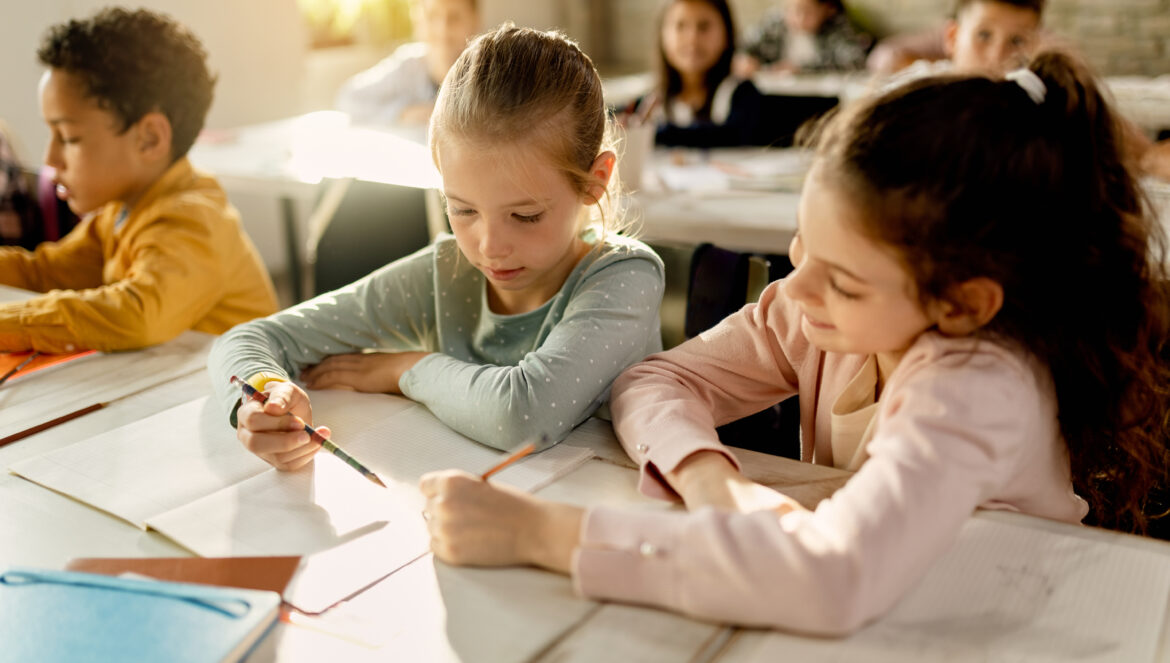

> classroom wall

[
  {"left": 0, "top": 0, "right": 307, "bottom": 162},
  {"left": 608, "top": 0, "right": 1170, "bottom": 76}
]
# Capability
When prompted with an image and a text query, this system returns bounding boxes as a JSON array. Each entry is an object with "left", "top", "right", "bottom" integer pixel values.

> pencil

[
  {"left": 0, "top": 351, "right": 41, "bottom": 387},
  {"left": 0, "top": 402, "right": 105, "bottom": 448},
  {"left": 480, "top": 434, "right": 549, "bottom": 481},
  {"left": 229, "top": 376, "right": 387, "bottom": 488}
]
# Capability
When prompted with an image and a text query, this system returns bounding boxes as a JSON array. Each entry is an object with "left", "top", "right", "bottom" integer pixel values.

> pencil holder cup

[{"left": 618, "top": 123, "right": 656, "bottom": 192}]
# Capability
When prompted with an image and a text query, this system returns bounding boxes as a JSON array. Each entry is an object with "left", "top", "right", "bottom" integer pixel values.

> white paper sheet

[
  {"left": 147, "top": 399, "right": 594, "bottom": 557},
  {"left": 12, "top": 388, "right": 593, "bottom": 566},
  {"left": 0, "top": 331, "right": 214, "bottom": 440},
  {"left": 730, "top": 516, "right": 1170, "bottom": 663},
  {"left": 9, "top": 396, "right": 271, "bottom": 527}
]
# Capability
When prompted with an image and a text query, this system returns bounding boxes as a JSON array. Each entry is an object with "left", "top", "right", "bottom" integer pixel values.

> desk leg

[{"left": 281, "top": 195, "right": 304, "bottom": 303}]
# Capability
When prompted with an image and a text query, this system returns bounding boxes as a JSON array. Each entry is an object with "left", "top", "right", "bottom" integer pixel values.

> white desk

[
  {"left": 752, "top": 70, "right": 870, "bottom": 102},
  {"left": 7, "top": 359, "right": 1170, "bottom": 661},
  {"left": 603, "top": 70, "right": 869, "bottom": 108},
  {"left": 0, "top": 368, "right": 842, "bottom": 663},
  {"left": 1107, "top": 76, "right": 1170, "bottom": 135},
  {"left": 632, "top": 147, "right": 804, "bottom": 255},
  {"left": 189, "top": 112, "right": 444, "bottom": 302}
]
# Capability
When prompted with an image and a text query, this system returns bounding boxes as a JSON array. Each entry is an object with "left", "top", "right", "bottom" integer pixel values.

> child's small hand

[
  {"left": 419, "top": 470, "right": 583, "bottom": 573},
  {"left": 300, "top": 351, "right": 430, "bottom": 394},
  {"left": 670, "top": 450, "right": 805, "bottom": 516},
  {"left": 235, "top": 381, "right": 331, "bottom": 471},
  {"left": 1141, "top": 139, "right": 1170, "bottom": 182},
  {"left": 732, "top": 53, "right": 762, "bottom": 78}
]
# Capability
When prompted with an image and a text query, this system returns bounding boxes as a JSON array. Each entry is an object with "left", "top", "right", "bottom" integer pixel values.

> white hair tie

[{"left": 1005, "top": 68, "right": 1047, "bottom": 105}]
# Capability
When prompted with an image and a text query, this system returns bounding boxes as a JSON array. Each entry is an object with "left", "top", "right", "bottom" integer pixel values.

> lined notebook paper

[{"left": 726, "top": 516, "right": 1170, "bottom": 663}]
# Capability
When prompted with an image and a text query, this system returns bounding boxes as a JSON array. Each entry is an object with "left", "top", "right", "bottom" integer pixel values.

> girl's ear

[
  {"left": 942, "top": 19, "right": 959, "bottom": 59},
  {"left": 134, "top": 111, "right": 173, "bottom": 164},
  {"left": 584, "top": 150, "right": 616, "bottom": 204},
  {"left": 934, "top": 277, "right": 1004, "bottom": 336}
]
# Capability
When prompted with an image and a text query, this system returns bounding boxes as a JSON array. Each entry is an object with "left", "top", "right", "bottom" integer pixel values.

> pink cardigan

[{"left": 575, "top": 279, "right": 1088, "bottom": 635}]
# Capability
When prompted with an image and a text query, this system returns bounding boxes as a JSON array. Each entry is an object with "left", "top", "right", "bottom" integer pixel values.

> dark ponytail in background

[{"left": 811, "top": 50, "right": 1170, "bottom": 533}]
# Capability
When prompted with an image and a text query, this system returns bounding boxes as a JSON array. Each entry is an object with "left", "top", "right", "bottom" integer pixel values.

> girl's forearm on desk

[{"left": 525, "top": 500, "right": 584, "bottom": 574}]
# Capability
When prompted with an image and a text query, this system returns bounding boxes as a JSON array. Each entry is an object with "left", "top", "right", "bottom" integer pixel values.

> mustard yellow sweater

[{"left": 0, "top": 158, "right": 277, "bottom": 352}]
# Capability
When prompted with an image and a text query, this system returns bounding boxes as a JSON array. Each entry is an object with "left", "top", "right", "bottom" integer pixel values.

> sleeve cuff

[
  {"left": 228, "top": 372, "right": 288, "bottom": 428},
  {"left": 636, "top": 443, "right": 743, "bottom": 502},
  {"left": 247, "top": 371, "right": 287, "bottom": 391},
  {"left": 572, "top": 506, "right": 690, "bottom": 608}
]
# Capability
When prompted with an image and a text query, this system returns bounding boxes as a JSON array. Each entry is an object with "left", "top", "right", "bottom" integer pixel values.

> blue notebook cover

[{"left": 0, "top": 566, "right": 281, "bottom": 663}]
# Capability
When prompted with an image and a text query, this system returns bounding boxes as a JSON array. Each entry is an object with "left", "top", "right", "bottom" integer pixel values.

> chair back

[
  {"left": 306, "top": 178, "right": 432, "bottom": 296},
  {"left": 756, "top": 95, "right": 839, "bottom": 147},
  {"left": 649, "top": 240, "right": 772, "bottom": 348}
]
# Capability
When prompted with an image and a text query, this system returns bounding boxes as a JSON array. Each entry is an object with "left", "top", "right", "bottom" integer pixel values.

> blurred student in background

[
  {"left": 630, "top": 0, "right": 765, "bottom": 148},
  {"left": 869, "top": 0, "right": 1043, "bottom": 76},
  {"left": 736, "top": 0, "right": 873, "bottom": 76},
  {"left": 336, "top": 0, "right": 480, "bottom": 126}
]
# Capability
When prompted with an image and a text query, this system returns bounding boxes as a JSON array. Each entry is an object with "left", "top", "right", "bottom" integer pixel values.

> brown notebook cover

[{"left": 65, "top": 556, "right": 301, "bottom": 595}]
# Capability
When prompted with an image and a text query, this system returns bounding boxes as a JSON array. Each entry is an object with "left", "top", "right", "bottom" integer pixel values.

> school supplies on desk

[
  {"left": 8, "top": 392, "right": 595, "bottom": 604},
  {"left": 230, "top": 375, "right": 387, "bottom": 487},
  {"left": 0, "top": 349, "right": 96, "bottom": 387},
  {"left": 66, "top": 555, "right": 302, "bottom": 596},
  {"left": 652, "top": 148, "right": 811, "bottom": 194},
  {"left": 66, "top": 548, "right": 394, "bottom": 616},
  {"left": 480, "top": 435, "right": 549, "bottom": 480},
  {"left": 0, "top": 566, "right": 280, "bottom": 663},
  {"left": 0, "top": 331, "right": 213, "bottom": 443},
  {"left": 0, "top": 351, "right": 38, "bottom": 386},
  {"left": 0, "top": 402, "right": 106, "bottom": 448},
  {"left": 722, "top": 514, "right": 1170, "bottom": 663}
]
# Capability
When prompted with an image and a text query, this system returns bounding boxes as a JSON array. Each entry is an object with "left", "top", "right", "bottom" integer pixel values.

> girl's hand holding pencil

[
  {"left": 233, "top": 378, "right": 327, "bottom": 472},
  {"left": 419, "top": 468, "right": 584, "bottom": 572},
  {"left": 420, "top": 435, "right": 581, "bottom": 571},
  {"left": 231, "top": 376, "right": 385, "bottom": 486}
]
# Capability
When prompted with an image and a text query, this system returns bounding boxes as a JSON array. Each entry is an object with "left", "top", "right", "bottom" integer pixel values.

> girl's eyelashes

[
  {"left": 443, "top": 204, "right": 544, "bottom": 223},
  {"left": 828, "top": 277, "right": 861, "bottom": 300}
]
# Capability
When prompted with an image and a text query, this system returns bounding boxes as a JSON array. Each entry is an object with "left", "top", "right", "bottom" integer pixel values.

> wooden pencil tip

[{"left": 368, "top": 473, "right": 387, "bottom": 488}]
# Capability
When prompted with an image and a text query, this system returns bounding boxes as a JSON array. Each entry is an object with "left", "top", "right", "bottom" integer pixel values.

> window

[{"left": 297, "top": 0, "right": 413, "bottom": 49}]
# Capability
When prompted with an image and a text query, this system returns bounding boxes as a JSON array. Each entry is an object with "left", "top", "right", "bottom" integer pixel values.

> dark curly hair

[
  {"left": 37, "top": 7, "right": 216, "bottom": 160},
  {"left": 810, "top": 50, "right": 1170, "bottom": 533}
]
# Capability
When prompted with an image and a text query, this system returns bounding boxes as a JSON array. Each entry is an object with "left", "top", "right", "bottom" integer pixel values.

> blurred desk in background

[
  {"left": 631, "top": 147, "right": 805, "bottom": 256},
  {"left": 190, "top": 112, "right": 442, "bottom": 304},
  {"left": 1106, "top": 76, "right": 1170, "bottom": 136}
]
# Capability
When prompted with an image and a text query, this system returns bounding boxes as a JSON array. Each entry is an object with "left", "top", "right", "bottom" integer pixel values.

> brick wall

[{"left": 605, "top": 0, "right": 1170, "bottom": 76}]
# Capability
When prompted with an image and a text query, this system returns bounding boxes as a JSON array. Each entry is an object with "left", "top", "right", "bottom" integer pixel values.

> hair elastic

[{"left": 1005, "top": 68, "right": 1047, "bottom": 105}]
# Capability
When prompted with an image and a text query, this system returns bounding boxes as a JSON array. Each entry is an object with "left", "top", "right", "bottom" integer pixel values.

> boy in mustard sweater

[{"left": 0, "top": 8, "right": 277, "bottom": 353}]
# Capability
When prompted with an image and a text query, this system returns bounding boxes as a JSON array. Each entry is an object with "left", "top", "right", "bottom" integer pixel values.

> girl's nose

[{"left": 479, "top": 218, "right": 512, "bottom": 260}]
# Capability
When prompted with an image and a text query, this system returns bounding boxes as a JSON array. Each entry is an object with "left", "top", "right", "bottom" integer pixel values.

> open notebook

[
  {"left": 0, "top": 331, "right": 214, "bottom": 442},
  {"left": 9, "top": 391, "right": 595, "bottom": 604}
]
